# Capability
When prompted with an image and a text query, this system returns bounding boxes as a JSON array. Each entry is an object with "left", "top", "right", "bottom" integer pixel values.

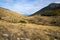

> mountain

[
  {"left": 31, "top": 3, "right": 60, "bottom": 16},
  {"left": 28, "top": 3, "right": 60, "bottom": 26},
  {"left": 0, "top": 7, "right": 60, "bottom": 40}
]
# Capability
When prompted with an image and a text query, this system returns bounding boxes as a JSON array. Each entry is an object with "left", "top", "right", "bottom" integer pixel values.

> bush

[
  {"left": 50, "top": 16, "right": 60, "bottom": 26},
  {"left": 19, "top": 20, "right": 26, "bottom": 23}
]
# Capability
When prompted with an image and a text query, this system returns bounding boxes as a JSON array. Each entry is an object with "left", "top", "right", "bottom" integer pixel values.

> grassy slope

[
  {"left": 27, "top": 16, "right": 60, "bottom": 26},
  {"left": 29, "top": 3, "right": 60, "bottom": 27},
  {"left": 0, "top": 20, "right": 60, "bottom": 40},
  {"left": 0, "top": 7, "right": 60, "bottom": 40},
  {"left": 0, "top": 7, "right": 27, "bottom": 23}
]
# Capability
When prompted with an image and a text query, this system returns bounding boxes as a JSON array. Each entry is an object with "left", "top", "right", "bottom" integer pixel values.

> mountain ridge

[{"left": 31, "top": 3, "right": 60, "bottom": 16}]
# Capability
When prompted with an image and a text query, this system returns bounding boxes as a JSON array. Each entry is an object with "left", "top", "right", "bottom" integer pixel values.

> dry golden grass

[
  {"left": 0, "top": 7, "right": 27, "bottom": 23},
  {"left": 0, "top": 21, "right": 60, "bottom": 40},
  {"left": 0, "top": 7, "right": 60, "bottom": 40},
  {"left": 27, "top": 16, "right": 60, "bottom": 26}
]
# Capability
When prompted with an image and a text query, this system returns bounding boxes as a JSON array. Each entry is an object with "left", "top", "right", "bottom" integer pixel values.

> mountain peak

[
  {"left": 31, "top": 3, "right": 60, "bottom": 16},
  {"left": 48, "top": 3, "right": 60, "bottom": 8}
]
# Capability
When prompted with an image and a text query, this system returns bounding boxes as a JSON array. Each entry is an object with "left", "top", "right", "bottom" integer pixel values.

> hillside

[
  {"left": 0, "top": 20, "right": 60, "bottom": 40},
  {"left": 31, "top": 3, "right": 60, "bottom": 16},
  {"left": 27, "top": 16, "right": 60, "bottom": 26},
  {"left": 0, "top": 7, "right": 27, "bottom": 23},
  {"left": 0, "top": 7, "right": 60, "bottom": 40},
  {"left": 29, "top": 3, "right": 60, "bottom": 26}
]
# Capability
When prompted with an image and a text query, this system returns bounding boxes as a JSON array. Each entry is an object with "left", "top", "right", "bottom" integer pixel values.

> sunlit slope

[
  {"left": 0, "top": 7, "right": 27, "bottom": 23},
  {"left": 0, "top": 21, "right": 60, "bottom": 40}
]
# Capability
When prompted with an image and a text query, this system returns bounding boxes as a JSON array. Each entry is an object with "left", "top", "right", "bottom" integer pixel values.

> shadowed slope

[{"left": 31, "top": 3, "right": 60, "bottom": 16}]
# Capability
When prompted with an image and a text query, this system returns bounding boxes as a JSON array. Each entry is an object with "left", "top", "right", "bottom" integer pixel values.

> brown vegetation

[{"left": 0, "top": 7, "right": 60, "bottom": 40}]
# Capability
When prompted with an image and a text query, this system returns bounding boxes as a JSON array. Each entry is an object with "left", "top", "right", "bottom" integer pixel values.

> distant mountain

[
  {"left": 28, "top": 3, "right": 60, "bottom": 26},
  {"left": 31, "top": 3, "right": 60, "bottom": 16}
]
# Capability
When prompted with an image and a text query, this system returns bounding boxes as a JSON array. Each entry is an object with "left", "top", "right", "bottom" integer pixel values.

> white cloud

[
  {"left": 11, "top": 2, "right": 41, "bottom": 15},
  {"left": 4, "top": 0, "right": 41, "bottom": 15},
  {"left": 5, "top": 0, "right": 13, "bottom": 2},
  {"left": 54, "top": 0, "right": 60, "bottom": 3},
  {"left": 55, "top": 2, "right": 60, "bottom": 3}
]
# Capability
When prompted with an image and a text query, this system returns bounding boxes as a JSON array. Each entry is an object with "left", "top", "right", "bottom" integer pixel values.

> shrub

[
  {"left": 50, "top": 16, "right": 60, "bottom": 26},
  {"left": 19, "top": 20, "right": 26, "bottom": 23}
]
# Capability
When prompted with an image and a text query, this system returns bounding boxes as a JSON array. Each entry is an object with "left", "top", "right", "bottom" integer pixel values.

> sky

[{"left": 0, "top": 0, "right": 60, "bottom": 15}]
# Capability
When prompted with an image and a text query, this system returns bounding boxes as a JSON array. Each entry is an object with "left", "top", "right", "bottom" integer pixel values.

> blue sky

[{"left": 0, "top": 0, "right": 60, "bottom": 15}]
